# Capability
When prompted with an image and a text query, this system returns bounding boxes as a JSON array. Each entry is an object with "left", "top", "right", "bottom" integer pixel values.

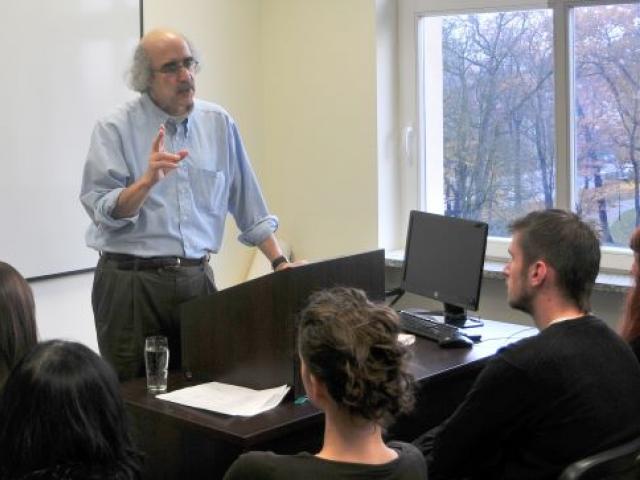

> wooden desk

[{"left": 121, "top": 319, "right": 535, "bottom": 479}]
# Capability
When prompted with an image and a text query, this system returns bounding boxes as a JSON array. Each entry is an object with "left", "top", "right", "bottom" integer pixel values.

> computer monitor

[{"left": 401, "top": 210, "right": 488, "bottom": 327}]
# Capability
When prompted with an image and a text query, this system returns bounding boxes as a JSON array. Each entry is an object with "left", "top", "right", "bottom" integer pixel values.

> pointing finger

[{"left": 151, "top": 125, "right": 165, "bottom": 153}]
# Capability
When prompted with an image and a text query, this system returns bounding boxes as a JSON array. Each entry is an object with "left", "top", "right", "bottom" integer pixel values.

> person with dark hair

[
  {"left": 0, "top": 340, "right": 141, "bottom": 479},
  {"left": 80, "top": 28, "right": 298, "bottom": 381},
  {"left": 0, "top": 261, "right": 38, "bottom": 388},
  {"left": 223, "top": 287, "right": 427, "bottom": 480},
  {"left": 619, "top": 226, "right": 640, "bottom": 361},
  {"left": 415, "top": 209, "right": 640, "bottom": 480}
]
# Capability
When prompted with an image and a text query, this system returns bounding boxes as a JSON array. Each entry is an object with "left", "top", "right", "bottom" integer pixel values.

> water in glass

[{"left": 145, "top": 336, "right": 169, "bottom": 393}]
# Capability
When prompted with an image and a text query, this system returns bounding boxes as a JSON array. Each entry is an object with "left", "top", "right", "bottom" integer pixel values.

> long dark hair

[
  {"left": 0, "top": 340, "right": 141, "bottom": 479},
  {"left": 298, "top": 287, "right": 415, "bottom": 427},
  {"left": 0, "top": 261, "right": 38, "bottom": 387},
  {"left": 620, "top": 227, "right": 640, "bottom": 342}
]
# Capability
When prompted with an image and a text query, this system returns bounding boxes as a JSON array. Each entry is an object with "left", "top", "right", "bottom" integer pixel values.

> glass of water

[{"left": 144, "top": 335, "right": 169, "bottom": 393}]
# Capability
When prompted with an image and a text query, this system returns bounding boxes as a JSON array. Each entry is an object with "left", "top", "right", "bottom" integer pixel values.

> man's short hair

[{"left": 509, "top": 209, "right": 600, "bottom": 312}]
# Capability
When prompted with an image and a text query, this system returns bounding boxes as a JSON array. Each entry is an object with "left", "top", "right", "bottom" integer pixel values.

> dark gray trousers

[{"left": 92, "top": 255, "right": 216, "bottom": 381}]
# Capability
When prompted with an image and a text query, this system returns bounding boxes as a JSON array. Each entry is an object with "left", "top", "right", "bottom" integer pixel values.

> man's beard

[
  {"left": 508, "top": 286, "right": 534, "bottom": 314},
  {"left": 508, "top": 270, "right": 534, "bottom": 314}
]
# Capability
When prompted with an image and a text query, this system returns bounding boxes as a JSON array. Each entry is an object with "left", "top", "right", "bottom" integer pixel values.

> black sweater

[
  {"left": 428, "top": 315, "right": 640, "bottom": 480},
  {"left": 630, "top": 336, "right": 640, "bottom": 363},
  {"left": 224, "top": 441, "right": 427, "bottom": 480}
]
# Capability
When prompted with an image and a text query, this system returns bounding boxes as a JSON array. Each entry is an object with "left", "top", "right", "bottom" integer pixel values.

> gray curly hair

[{"left": 127, "top": 34, "right": 201, "bottom": 93}]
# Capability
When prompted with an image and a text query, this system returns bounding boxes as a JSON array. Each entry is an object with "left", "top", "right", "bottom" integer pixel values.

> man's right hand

[
  {"left": 112, "top": 125, "right": 188, "bottom": 219},
  {"left": 142, "top": 124, "right": 188, "bottom": 187}
]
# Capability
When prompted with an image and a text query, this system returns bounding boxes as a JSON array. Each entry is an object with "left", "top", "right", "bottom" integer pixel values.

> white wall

[
  {"left": 260, "top": 0, "right": 379, "bottom": 260},
  {"left": 33, "top": 272, "right": 98, "bottom": 351},
  {"left": 376, "top": 0, "right": 402, "bottom": 250},
  {"left": 1, "top": 1, "right": 138, "bottom": 279}
]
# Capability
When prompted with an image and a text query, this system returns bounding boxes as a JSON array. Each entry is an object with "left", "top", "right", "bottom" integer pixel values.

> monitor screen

[{"left": 401, "top": 211, "right": 488, "bottom": 326}]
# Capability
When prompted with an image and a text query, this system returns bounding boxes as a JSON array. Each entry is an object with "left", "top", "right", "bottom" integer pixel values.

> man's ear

[{"left": 529, "top": 260, "right": 549, "bottom": 287}]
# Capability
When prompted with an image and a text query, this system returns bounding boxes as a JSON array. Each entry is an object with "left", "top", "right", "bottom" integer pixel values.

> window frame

[{"left": 398, "top": 0, "right": 635, "bottom": 272}]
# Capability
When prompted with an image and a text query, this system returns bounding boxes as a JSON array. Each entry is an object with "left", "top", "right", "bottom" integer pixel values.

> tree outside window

[{"left": 424, "top": 3, "right": 639, "bottom": 248}]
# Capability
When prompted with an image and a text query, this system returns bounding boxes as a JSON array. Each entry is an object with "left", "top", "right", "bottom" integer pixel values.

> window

[
  {"left": 399, "top": 0, "right": 640, "bottom": 271},
  {"left": 574, "top": 4, "right": 640, "bottom": 247}
]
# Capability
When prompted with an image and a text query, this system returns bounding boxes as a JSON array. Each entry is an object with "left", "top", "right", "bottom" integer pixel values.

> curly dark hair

[{"left": 298, "top": 287, "right": 415, "bottom": 426}]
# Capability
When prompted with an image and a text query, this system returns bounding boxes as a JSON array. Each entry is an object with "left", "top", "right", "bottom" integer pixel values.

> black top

[
  {"left": 427, "top": 315, "right": 640, "bottom": 480},
  {"left": 630, "top": 336, "right": 640, "bottom": 363},
  {"left": 6, "top": 463, "right": 139, "bottom": 480},
  {"left": 223, "top": 441, "right": 427, "bottom": 480}
]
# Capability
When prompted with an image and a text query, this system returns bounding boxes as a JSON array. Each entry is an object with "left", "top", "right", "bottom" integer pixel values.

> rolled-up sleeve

[
  {"left": 226, "top": 120, "right": 278, "bottom": 246},
  {"left": 238, "top": 215, "right": 279, "bottom": 246},
  {"left": 79, "top": 122, "right": 140, "bottom": 230}
]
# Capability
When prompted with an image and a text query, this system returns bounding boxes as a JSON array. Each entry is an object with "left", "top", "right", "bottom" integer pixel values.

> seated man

[{"left": 415, "top": 209, "right": 640, "bottom": 480}]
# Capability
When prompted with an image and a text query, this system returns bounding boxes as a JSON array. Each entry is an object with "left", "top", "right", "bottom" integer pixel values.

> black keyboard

[{"left": 398, "top": 311, "right": 475, "bottom": 347}]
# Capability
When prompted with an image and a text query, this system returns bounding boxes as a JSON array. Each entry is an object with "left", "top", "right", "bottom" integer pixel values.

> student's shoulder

[
  {"left": 388, "top": 441, "right": 429, "bottom": 477},
  {"left": 223, "top": 451, "right": 273, "bottom": 480},
  {"left": 494, "top": 315, "right": 611, "bottom": 369},
  {"left": 492, "top": 332, "right": 540, "bottom": 367},
  {"left": 389, "top": 440, "right": 423, "bottom": 458},
  {"left": 223, "top": 451, "right": 312, "bottom": 480}
]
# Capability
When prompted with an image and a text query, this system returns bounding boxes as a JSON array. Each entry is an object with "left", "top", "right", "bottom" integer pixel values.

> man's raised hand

[{"left": 143, "top": 124, "right": 188, "bottom": 186}]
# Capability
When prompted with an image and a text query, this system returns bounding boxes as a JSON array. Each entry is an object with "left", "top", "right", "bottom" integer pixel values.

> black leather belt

[{"left": 102, "top": 252, "right": 208, "bottom": 270}]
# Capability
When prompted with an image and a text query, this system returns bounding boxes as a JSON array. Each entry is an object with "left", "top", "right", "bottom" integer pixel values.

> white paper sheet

[{"left": 156, "top": 382, "right": 290, "bottom": 417}]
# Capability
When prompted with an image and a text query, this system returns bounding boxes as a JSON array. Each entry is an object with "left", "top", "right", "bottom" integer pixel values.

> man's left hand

[{"left": 275, "top": 260, "right": 308, "bottom": 272}]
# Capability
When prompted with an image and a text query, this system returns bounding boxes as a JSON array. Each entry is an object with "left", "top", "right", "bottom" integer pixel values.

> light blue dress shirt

[{"left": 80, "top": 94, "right": 277, "bottom": 258}]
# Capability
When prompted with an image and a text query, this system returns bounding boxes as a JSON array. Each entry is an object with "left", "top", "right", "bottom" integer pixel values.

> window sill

[{"left": 385, "top": 250, "right": 632, "bottom": 294}]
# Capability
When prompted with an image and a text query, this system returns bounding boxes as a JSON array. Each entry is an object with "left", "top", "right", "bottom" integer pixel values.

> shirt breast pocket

[{"left": 188, "top": 167, "right": 226, "bottom": 214}]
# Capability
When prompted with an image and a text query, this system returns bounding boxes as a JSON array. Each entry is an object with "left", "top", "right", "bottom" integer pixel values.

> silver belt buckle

[{"left": 175, "top": 257, "right": 181, "bottom": 267}]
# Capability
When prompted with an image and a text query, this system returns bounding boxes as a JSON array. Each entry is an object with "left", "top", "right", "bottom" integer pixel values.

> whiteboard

[{"left": 0, "top": 0, "right": 140, "bottom": 278}]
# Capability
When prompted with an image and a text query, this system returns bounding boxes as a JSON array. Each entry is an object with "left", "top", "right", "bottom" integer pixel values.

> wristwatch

[{"left": 271, "top": 255, "right": 289, "bottom": 270}]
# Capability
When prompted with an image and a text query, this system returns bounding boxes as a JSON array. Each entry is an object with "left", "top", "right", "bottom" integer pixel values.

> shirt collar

[
  {"left": 141, "top": 93, "right": 191, "bottom": 135},
  {"left": 547, "top": 314, "right": 588, "bottom": 327}
]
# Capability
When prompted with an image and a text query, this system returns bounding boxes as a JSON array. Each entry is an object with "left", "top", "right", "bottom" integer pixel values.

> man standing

[
  {"left": 80, "top": 29, "right": 292, "bottom": 381},
  {"left": 415, "top": 209, "right": 640, "bottom": 480}
]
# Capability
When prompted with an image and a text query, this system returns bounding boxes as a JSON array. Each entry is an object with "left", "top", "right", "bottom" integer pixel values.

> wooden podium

[{"left": 180, "top": 249, "right": 385, "bottom": 395}]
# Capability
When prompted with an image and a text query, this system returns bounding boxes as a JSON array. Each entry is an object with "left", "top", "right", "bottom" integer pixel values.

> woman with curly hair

[
  {"left": 0, "top": 340, "right": 141, "bottom": 479},
  {"left": 620, "top": 227, "right": 640, "bottom": 361},
  {"left": 224, "top": 287, "right": 426, "bottom": 479},
  {"left": 0, "top": 261, "right": 38, "bottom": 388}
]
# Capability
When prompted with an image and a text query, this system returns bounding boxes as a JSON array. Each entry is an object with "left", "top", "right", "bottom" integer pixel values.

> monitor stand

[
  {"left": 422, "top": 303, "right": 483, "bottom": 329},
  {"left": 387, "top": 292, "right": 483, "bottom": 328}
]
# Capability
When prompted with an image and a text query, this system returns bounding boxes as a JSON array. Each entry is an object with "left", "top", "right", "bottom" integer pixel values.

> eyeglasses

[{"left": 155, "top": 57, "right": 199, "bottom": 75}]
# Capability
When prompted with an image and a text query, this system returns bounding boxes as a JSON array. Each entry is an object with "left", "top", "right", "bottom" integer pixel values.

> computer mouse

[{"left": 438, "top": 333, "right": 474, "bottom": 348}]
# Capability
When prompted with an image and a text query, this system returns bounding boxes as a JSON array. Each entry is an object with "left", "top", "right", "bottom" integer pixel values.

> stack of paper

[{"left": 156, "top": 382, "right": 290, "bottom": 417}]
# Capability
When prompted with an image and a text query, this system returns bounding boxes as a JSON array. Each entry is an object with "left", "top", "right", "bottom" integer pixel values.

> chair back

[{"left": 559, "top": 435, "right": 640, "bottom": 480}]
